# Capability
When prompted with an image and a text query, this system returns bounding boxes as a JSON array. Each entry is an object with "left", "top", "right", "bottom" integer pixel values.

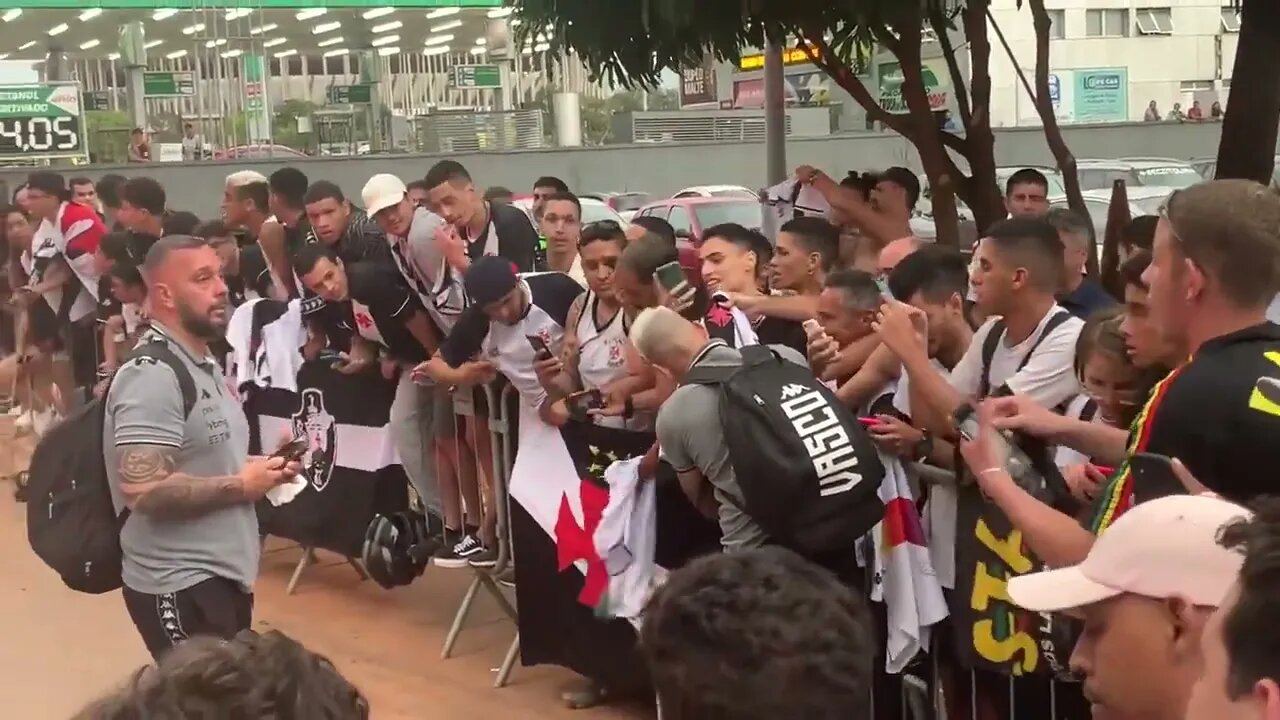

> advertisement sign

[
  {"left": 143, "top": 71, "right": 195, "bottom": 98},
  {"left": 877, "top": 58, "right": 951, "bottom": 114},
  {"left": 1072, "top": 67, "right": 1129, "bottom": 123},
  {"left": 0, "top": 83, "right": 85, "bottom": 160},
  {"left": 736, "top": 47, "right": 812, "bottom": 72},
  {"left": 680, "top": 54, "right": 718, "bottom": 107}
]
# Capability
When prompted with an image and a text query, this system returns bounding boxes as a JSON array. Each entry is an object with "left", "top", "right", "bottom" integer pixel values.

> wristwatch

[{"left": 913, "top": 430, "right": 934, "bottom": 461}]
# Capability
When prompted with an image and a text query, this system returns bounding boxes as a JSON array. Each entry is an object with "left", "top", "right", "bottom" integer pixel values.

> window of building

[
  {"left": 1085, "top": 8, "right": 1130, "bottom": 38},
  {"left": 1135, "top": 7, "right": 1173, "bottom": 35},
  {"left": 1221, "top": 6, "right": 1242, "bottom": 32},
  {"left": 1046, "top": 9, "right": 1066, "bottom": 40},
  {"left": 1180, "top": 80, "right": 1214, "bottom": 92}
]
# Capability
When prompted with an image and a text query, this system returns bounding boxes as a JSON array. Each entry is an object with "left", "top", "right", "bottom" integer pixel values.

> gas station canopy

[{"left": 0, "top": 0, "right": 508, "bottom": 61}]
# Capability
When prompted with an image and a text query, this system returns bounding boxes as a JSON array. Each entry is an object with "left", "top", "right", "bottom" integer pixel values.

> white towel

[{"left": 867, "top": 452, "right": 950, "bottom": 673}]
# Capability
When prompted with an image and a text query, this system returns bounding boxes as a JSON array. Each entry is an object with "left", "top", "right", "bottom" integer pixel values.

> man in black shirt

[
  {"left": 260, "top": 167, "right": 311, "bottom": 299},
  {"left": 423, "top": 160, "right": 538, "bottom": 272},
  {"left": 294, "top": 243, "right": 447, "bottom": 554},
  {"left": 196, "top": 220, "right": 272, "bottom": 308},
  {"left": 698, "top": 223, "right": 807, "bottom": 356},
  {"left": 116, "top": 177, "right": 166, "bottom": 242},
  {"left": 300, "top": 181, "right": 392, "bottom": 315}
]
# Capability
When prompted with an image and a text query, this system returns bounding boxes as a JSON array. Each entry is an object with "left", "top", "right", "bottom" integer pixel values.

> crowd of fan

[{"left": 7, "top": 160, "right": 1280, "bottom": 720}]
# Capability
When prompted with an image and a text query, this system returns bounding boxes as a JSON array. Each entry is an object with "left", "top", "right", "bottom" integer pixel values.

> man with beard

[{"left": 104, "top": 235, "right": 301, "bottom": 659}]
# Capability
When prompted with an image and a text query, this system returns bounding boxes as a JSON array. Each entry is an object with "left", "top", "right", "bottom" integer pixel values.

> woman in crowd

[
  {"left": 1, "top": 205, "right": 66, "bottom": 434},
  {"left": 1058, "top": 306, "right": 1165, "bottom": 506}
]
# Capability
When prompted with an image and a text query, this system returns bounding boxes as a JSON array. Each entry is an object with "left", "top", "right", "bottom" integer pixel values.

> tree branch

[
  {"left": 795, "top": 28, "right": 914, "bottom": 140},
  {"left": 928, "top": 1, "right": 973, "bottom": 130}
]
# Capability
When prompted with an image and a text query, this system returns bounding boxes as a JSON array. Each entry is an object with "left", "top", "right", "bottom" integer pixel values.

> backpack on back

[
  {"left": 26, "top": 341, "right": 196, "bottom": 594},
  {"left": 685, "top": 344, "right": 885, "bottom": 556}
]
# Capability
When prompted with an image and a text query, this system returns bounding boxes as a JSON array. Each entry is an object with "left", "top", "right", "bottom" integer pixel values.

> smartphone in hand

[
  {"left": 272, "top": 436, "right": 309, "bottom": 462},
  {"left": 655, "top": 261, "right": 686, "bottom": 293},
  {"left": 527, "top": 334, "right": 554, "bottom": 361}
]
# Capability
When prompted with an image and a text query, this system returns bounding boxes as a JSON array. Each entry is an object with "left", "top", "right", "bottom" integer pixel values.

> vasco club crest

[{"left": 291, "top": 388, "right": 337, "bottom": 491}]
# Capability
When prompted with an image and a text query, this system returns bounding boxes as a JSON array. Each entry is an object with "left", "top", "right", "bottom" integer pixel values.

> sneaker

[
  {"left": 7, "top": 404, "right": 23, "bottom": 417},
  {"left": 434, "top": 533, "right": 484, "bottom": 569},
  {"left": 467, "top": 544, "right": 498, "bottom": 569}
]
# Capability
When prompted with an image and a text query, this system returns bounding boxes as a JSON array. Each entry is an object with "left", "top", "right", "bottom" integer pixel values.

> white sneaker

[
  {"left": 14, "top": 411, "right": 32, "bottom": 434},
  {"left": 30, "top": 408, "right": 59, "bottom": 437},
  {"left": 7, "top": 405, "right": 24, "bottom": 417}
]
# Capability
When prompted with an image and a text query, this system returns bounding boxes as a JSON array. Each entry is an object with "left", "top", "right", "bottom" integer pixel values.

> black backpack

[
  {"left": 26, "top": 341, "right": 196, "bottom": 594},
  {"left": 685, "top": 344, "right": 885, "bottom": 556}
]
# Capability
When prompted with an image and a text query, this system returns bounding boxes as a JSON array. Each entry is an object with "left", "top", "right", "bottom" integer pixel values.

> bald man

[
  {"left": 104, "top": 235, "right": 300, "bottom": 660},
  {"left": 876, "top": 236, "right": 923, "bottom": 279}
]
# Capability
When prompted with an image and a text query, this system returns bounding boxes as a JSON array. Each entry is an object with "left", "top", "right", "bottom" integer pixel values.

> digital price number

[{"left": 0, "top": 83, "right": 85, "bottom": 159}]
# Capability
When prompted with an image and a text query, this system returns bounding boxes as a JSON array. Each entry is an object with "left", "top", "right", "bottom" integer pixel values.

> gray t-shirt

[
  {"left": 103, "top": 325, "right": 256, "bottom": 595},
  {"left": 656, "top": 342, "right": 809, "bottom": 552}
]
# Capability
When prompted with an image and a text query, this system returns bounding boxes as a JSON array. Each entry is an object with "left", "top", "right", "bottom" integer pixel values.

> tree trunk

[
  {"left": 1025, "top": 0, "right": 1094, "bottom": 274},
  {"left": 959, "top": 0, "right": 1004, "bottom": 233},
  {"left": 1215, "top": 0, "right": 1280, "bottom": 183}
]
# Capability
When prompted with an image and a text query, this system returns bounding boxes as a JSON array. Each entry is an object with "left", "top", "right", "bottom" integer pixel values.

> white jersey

[{"left": 574, "top": 291, "right": 639, "bottom": 430}]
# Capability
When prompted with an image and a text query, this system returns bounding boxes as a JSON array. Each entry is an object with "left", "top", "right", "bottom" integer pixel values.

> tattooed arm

[{"left": 116, "top": 444, "right": 248, "bottom": 520}]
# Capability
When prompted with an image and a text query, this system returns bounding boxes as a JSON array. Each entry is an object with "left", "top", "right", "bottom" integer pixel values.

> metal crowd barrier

[{"left": 438, "top": 381, "right": 522, "bottom": 688}]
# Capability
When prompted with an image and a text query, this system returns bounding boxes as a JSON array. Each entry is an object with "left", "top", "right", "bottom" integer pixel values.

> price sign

[{"left": 0, "top": 83, "right": 85, "bottom": 160}]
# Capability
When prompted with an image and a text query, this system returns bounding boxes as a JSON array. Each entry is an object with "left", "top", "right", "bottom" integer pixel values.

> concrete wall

[{"left": 5, "top": 120, "right": 1248, "bottom": 219}]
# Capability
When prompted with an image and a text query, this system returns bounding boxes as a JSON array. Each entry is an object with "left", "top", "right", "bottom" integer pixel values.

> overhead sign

[
  {"left": 82, "top": 90, "right": 111, "bottom": 112},
  {"left": 737, "top": 47, "right": 812, "bottom": 72},
  {"left": 0, "top": 83, "right": 85, "bottom": 160},
  {"left": 143, "top": 71, "right": 194, "bottom": 98},
  {"left": 326, "top": 84, "right": 373, "bottom": 105},
  {"left": 450, "top": 64, "right": 502, "bottom": 90}
]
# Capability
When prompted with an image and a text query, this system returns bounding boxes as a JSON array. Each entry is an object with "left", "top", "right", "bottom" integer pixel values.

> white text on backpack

[{"left": 779, "top": 384, "right": 862, "bottom": 497}]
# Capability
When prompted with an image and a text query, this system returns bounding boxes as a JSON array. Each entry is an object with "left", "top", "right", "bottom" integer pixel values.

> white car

[
  {"left": 1048, "top": 186, "right": 1173, "bottom": 240},
  {"left": 511, "top": 196, "right": 627, "bottom": 226},
  {"left": 671, "top": 185, "right": 759, "bottom": 200}
]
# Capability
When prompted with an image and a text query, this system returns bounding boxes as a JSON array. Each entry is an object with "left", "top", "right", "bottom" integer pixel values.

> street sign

[
  {"left": 0, "top": 83, "right": 86, "bottom": 160},
  {"left": 450, "top": 64, "right": 502, "bottom": 90},
  {"left": 143, "top": 71, "right": 195, "bottom": 98},
  {"left": 326, "top": 84, "right": 373, "bottom": 105},
  {"left": 82, "top": 90, "right": 111, "bottom": 112}
]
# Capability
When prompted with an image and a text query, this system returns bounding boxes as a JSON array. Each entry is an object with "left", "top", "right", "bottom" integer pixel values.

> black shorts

[
  {"left": 27, "top": 301, "right": 62, "bottom": 350},
  {"left": 65, "top": 317, "right": 98, "bottom": 388},
  {"left": 122, "top": 577, "right": 254, "bottom": 660}
]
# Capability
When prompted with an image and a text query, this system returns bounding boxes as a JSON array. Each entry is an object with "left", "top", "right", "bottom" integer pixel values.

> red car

[{"left": 633, "top": 196, "right": 763, "bottom": 281}]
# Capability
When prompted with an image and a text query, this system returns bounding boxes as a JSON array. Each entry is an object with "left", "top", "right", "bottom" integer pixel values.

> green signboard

[
  {"left": 82, "top": 90, "right": 111, "bottom": 111},
  {"left": 0, "top": 1, "right": 502, "bottom": 7},
  {"left": 0, "top": 83, "right": 85, "bottom": 159},
  {"left": 877, "top": 58, "right": 951, "bottom": 114},
  {"left": 1072, "top": 67, "right": 1129, "bottom": 123},
  {"left": 144, "top": 71, "right": 195, "bottom": 98},
  {"left": 450, "top": 64, "right": 502, "bottom": 90},
  {"left": 326, "top": 84, "right": 372, "bottom": 105}
]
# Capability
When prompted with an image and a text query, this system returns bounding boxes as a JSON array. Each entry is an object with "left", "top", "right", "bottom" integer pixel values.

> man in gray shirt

[
  {"left": 634, "top": 306, "right": 808, "bottom": 552},
  {"left": 104, "top": 235, "right": 300, "bottom": 659}
]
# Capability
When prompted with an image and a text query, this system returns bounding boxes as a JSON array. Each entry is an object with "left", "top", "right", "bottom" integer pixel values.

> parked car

[
  {"left": 1049, "top": 186, "right": 1175, "bottom": 252},
  {"left": 1074, "top": 158, "right": 1203, "bottom": 192},
  {"left": 1192, "top": 156, "right": 1280, "bottom": 188},
  {"left": 671, "top": 184, "right": 759, "bottom": 200},
  {"left": 581, "top": 192, "right": 651, "bottom": 222},
  {"left": 511, "top": 196, "right": 626, "bottom": 226},
  {"left": 634, "top": 196, "right": 763, "bottom": 282},
  {"left": 212, "top": 144, "right": 308, "bottom": 160}
]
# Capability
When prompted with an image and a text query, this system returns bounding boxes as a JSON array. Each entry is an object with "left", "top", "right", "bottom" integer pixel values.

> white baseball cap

[
  {"left": 362, "top": 173, "right": 407, "bottom": 217},
  {"left": 1007, "top": 494, "right": 1250, "bottom": 613}
]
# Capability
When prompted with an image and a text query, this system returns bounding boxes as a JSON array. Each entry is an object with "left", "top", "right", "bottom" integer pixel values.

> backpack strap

[
  {"left": 124, "top": 341, "right": 198, "bottom": 418},
  {"left": 977, "top": 319, "right": 1006, "bottom": 398}
]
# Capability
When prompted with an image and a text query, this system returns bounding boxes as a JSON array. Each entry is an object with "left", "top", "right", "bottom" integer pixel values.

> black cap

[{"left": 463, "top": 255, "right": 519, "bottom": 306}]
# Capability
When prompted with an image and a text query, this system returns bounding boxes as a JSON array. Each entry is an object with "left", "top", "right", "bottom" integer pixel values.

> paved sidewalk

[{"left": 0, "top": 420, "right": 651, "bottom": 719}]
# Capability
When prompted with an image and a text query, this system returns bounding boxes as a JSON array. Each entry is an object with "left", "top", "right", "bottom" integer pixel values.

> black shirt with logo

[
  {"left": 226, "top": 244, "right": 273, "bottom": 308},
  {"left": 1091, "top": 322, "right": 1280, "bottom": 533},
  {"left": 318, "top": 262, "right": 430, "bottom": 365}
]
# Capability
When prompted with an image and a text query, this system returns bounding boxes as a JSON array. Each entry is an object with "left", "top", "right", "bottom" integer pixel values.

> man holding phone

[{"left": 105, "top": 236, "right": 302, "bottom": 659}]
